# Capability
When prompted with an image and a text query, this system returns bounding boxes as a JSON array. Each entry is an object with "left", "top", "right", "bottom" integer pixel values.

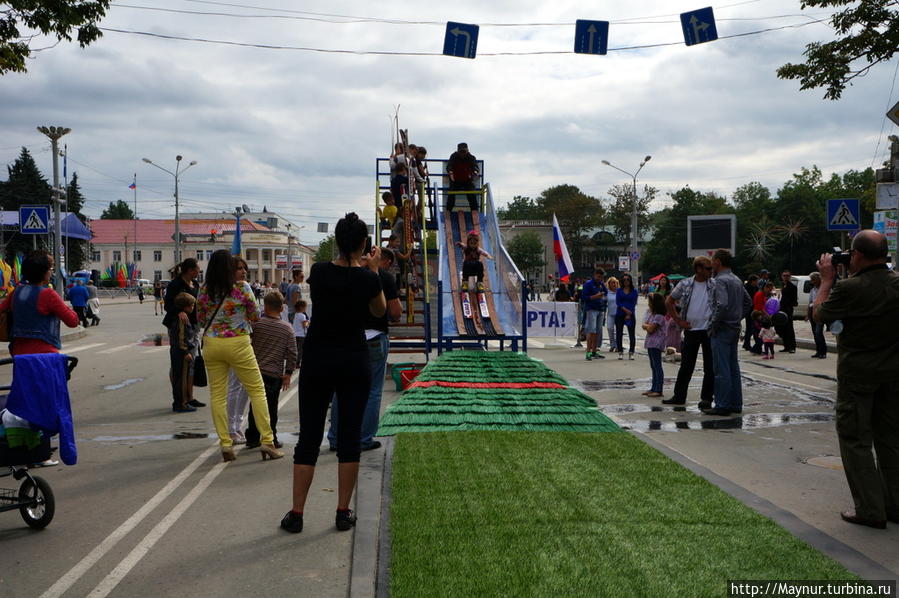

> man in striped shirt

[{"left": 245, "top": 291, "right": 298, "bottom": 449}]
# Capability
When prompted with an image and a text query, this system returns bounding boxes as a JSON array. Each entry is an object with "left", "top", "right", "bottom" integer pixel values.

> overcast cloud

[{"left": 1, "top": 0, "right": 896, "bottom": 244}]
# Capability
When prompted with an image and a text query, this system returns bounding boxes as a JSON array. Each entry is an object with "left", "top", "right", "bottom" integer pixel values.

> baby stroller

[{"left": 0, "top": 355, "right": 78, "bottom": 529}]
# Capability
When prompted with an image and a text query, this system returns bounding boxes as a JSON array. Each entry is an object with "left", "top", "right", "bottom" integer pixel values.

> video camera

[{"left": 831, "top": 247, "right": 852, "bottom": 268}]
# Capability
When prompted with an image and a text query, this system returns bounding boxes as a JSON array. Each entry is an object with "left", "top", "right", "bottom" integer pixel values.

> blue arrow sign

[
  {"left": 827, "top": 198, "right": 861, "bottom": 231},
  {"left": 443, "top": 22, "right": 479, "bottom": 59},
  {"left": 680, "top": 7, "right": 718, "bottom": 46},
  {"left": 574, "top": 20, "right": 609, "bottom": 55},
  {"left": 19, "top": 205, "right": 50, "bottom": 235}
]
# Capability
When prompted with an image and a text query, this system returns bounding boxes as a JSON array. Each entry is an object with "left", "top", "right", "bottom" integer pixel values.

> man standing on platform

[
  {"left": 814, "top": 230, "right": 899, "bottom": 529},
  {"left": 446, "top": 143, "right": 480, "bottom": 211},
  {"left": 778, "top": 269, "right": 797, "bottom": 353}
]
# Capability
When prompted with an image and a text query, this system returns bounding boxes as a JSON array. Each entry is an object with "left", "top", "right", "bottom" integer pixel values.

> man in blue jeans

[
  {"left": 328, "top": 248, "right": 402, "bottom": 451},
  {"left": 581, "top": 268, "right": 607, "bottom": 360},
  {"left": 704, "top": 249, "right": 752, "bottom": 416}
]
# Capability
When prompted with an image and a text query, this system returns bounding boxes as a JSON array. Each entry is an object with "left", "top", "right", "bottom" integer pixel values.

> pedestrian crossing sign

[
  {"left": 19, "top": 205, "right": 50, "bottom": 235},
  {"left": 827, "top": 198, "right": 860, "bottom": 231}
]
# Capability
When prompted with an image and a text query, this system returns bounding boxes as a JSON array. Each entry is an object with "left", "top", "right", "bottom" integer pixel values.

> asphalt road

[{"left": 0, "top": 302, "right": 352, "bottom": 598}]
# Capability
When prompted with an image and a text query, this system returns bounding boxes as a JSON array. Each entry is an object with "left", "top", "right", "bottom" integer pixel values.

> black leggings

[
  {"left": 293, "top": 348, "right": 370, "bottom": 466},
  {"left": 462, "top": 260, "right": 484, "bottom": 282},
  {"left": 615, "top": 314, "right": 636, "bottom": 354}
]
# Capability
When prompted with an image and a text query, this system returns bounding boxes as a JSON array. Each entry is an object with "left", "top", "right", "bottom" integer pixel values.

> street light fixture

[
  {"left": 37, "top": 126, "right": 71, "bottom": 292},
  {"left": 601, "top": 155, "right": 651, "bottom": 281},
  {"left": 142, "top": 155, "right": 198, "bottom": 264}
]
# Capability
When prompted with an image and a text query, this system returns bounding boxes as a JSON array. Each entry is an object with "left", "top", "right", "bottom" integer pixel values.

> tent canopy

[
  {"left": 0, "top": 211, "right": 92, "bottom": 241},
  {"left": 649, "top": 273, "right": 667, "bottom": 282}
]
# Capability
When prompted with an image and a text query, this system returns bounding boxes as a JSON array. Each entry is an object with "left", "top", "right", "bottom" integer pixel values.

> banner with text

[{"left": 526, "top": 301, "right": 578, "bottom": 337}]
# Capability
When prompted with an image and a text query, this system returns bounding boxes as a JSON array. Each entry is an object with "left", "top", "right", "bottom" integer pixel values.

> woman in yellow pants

[{"left": 197, "top": 250, "right": 284, "bottom": 463}]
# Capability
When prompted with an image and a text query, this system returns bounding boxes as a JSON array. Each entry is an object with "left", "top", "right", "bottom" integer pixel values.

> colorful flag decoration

[
  {"left": 552, "top": 213, "right": 574, "bottom": 283},
  {"left": 128, "top": 182, "right": 136, "bottom": 190},
  {"left": 231, "top": 214, "right": 242, "bottom": 256}
]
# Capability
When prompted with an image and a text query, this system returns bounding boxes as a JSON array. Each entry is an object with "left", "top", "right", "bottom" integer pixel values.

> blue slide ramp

[{"left": 437, "top": 184, "right": 526, "bottom": 351}]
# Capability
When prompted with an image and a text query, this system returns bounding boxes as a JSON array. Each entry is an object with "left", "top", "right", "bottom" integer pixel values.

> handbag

[{"left": 193, "top": 298, "right": 223, "bottom": 388}]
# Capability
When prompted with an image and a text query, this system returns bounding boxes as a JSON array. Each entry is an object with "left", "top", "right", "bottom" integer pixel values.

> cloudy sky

[{"left": 1, "top": 0, "right": 897, "bottom": 245}]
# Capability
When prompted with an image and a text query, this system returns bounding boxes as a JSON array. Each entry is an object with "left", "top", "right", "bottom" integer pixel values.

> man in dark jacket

[
  {"left": 446, "top": 143, "right": 480, "bottom": 211},
  {"left": 779, "top": 269, "right": 797, "bottom": 353}
]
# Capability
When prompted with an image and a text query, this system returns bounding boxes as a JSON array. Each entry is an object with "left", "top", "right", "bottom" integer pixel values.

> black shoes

[
  {"left": 281, "top": 511, "right": 304, "bottom": 533},
  {"left": 661, "top": 397, "right": 686, "bottom": 405},
  {"left": 778, "top": 348, "right": 796, "bottom": 353},
  {"left": 188, "top": 400, "right": 206, "bottom": 407},
  {"left": 697, "top": 400, "right": 713, "bottom": 410},
  {"left": 361, "top": 441, "right": 382, "bottom": 451},
  {"left": 811, "top": 353, "right": 827, "bottom": 359},
  {"left": 702, "top": 407, "right": 733, "bottom": 416},
  {"left": 245, "top": 440, "right": 261, "bottom": 449},
  {"left": 840, "top": 510, "right": 886, "bottom": 529},
  {"left": 172, "top": 405, "right": 197, "bottom": 413},
  {"left": 336, "top": 509, "right": 357, "bottom": 531}
]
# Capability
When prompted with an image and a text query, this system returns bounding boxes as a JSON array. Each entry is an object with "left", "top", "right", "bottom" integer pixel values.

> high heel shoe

[
  {"left": 260, "top": 444, "right": 284, "bottom": 461},
  {"left": 221, "top": 447, "right": 237, "bottom": 462}
]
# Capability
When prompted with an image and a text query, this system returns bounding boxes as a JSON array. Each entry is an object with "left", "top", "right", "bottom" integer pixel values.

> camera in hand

[
  {"left": 831, "top": 246, "right": 852, "bottom": 267},
  {"left": 364, "top": 236, "right": 372, "bottom": 255}
]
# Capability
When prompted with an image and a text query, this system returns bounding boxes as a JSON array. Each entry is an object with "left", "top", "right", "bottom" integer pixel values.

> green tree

[
  {"left": 537, "top": 184, "right": 603, "bottom": 266},
  {"left": 605, "top": 183, "right": 656, "bottom": 244},
  {"left": 641, "top": 186, "right": 730, "bottom": 276},
  {"left": 505, "top": 231, "right": 545, "bottom": 280},
  {"left": 496, "top": 196, "right": 545, "bottom": 220},
  {"left": 100, "top": 199, "right": 135, "bottom": 219},
  {"left": 1, "top": 1, "right": 111, "bottom": 75},
  {"left": 776, "top": 1, "right": 899, "bottom": 99},
  {"left": 64, "top": 172, "right": 90, "bottom": 270},
  {"left": 0, "top": 147, "right": 52, "bottom": 259},
  {"left": 314, "top": 234, "right": 335, "bottom": 262}
]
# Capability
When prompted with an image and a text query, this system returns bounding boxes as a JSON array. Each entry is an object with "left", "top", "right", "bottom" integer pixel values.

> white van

[{"left": 791, "top": 275, "right": 812, "bottom": 319}]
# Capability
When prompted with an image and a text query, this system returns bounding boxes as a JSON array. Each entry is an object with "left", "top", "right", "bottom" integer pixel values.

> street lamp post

[
  {"left": 142, "top": 155, "right": 197, "bottom": 265},
  {"left": 601, "top": 155, "right": 651, "bottom": 282},
  {"left": 37, "top": 126, "right": 71, "bottom": 291}
]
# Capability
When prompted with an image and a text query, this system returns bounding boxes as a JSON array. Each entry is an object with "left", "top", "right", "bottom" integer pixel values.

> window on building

[
  {"left": 196, "top": 250, "right": 204, "bottom": 261},
  {"left": 153, "top": 250, "right": 162, "bottom": 262},
  {"left": 154, "top": 270, "right": 162, "bottom": 281},
  {"left": 206, "top": 250, "right": 213, "bottom": 260},
  {"left": 113, "top": 250, "right": 121, "bottom": 262},
  {"left": 196, "top": 271, "right": 204, "bottom": 283},
  {"left": 262, "top": 249, "right": 271, "bottom": 262},
  {"left": 91, "top": 251, "right": 100, "bottom": 262},
  {"left": 133, "top": 250, "right": 142, "bottom": 261}
]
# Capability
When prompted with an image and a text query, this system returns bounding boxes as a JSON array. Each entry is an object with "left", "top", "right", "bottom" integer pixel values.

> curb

[
  {"left": 350, "top": 436, "right": 392, "bottom": 598},
  {"left": 635, "top": 432, "right": 899, "bottom": 581}
]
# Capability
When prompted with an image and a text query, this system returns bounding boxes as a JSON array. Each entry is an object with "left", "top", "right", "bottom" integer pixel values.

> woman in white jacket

[{"left": 605, "top": 277, "right": 619, "bottom": 352}]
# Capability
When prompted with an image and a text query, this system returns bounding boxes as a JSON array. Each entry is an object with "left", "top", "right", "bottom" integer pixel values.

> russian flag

[
  {"left": 128, "top": 182, "right": 136, "bottom": 190},
  {"left": 552, "top": 213, "right": 574, "bottom": 283}
]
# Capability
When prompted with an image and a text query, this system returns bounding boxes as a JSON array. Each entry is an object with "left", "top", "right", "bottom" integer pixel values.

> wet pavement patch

[
  {"left": 103, "top": 378, "right": 144, "bottom": 391},
  {"left": 619, "top": 412, "right": 835, "bottom": 433},
  {"left": 91, "top": 432, "right": 213, "bottom": 444},
  {"left": 139, "top": 333, "right": 168, "bottom": 347}
]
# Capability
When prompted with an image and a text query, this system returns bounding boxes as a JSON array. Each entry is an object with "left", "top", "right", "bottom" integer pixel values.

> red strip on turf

[{"left": 409, "top": 380, "right": 567, "bottom": 390}]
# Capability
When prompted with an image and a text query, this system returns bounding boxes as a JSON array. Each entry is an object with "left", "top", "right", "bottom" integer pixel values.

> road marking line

[
  {"left": 83, "top": 383, "right": 300, "bottom": 597},
  {"left": 62, "top": 343, "right": 106, "bottom": 354},
  {"left": 97, "top": 344, "right": 135, "bottom": 355},
  {"left": 39, "top": 446, "right": 217, "bottom": 598},
  {"left": 140, "top": 346, "right": 168, "bottom": 354}
]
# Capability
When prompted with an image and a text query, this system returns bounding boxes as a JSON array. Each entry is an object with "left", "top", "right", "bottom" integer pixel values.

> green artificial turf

[
  {"left": 389, "top": 432, "right": 857, "bottom": 598},
  {"left": 379, "top": 351, "right": 620, "bottom": 434}
]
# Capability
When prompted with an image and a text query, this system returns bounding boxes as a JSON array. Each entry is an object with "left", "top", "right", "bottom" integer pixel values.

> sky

[{"left": 1, "top": 0, "right": 897, "bottom": 246}]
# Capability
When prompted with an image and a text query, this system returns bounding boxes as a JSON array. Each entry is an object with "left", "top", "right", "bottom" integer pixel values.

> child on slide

[{"left": 455, "top": 231, "right": 493, "bottom": 292}]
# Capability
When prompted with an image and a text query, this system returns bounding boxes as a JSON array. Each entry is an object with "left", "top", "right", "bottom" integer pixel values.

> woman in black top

[
  {"left": 162, "top": 258, "right": 204, "bottom": 411},
  {"left": 281, "top": 213, "right": 385, "bottom": 534}
]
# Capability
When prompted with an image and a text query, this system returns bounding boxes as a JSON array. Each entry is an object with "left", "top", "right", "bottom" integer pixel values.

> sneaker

[
  {"left": 336, "top": 509, "right": 357, "bottom": 531},
  {"left": 628, "top": 353, "right": 634, "bottom": 360},
  {"left": 592, "top": 352, "right": 605, "bottom": 360},
  {"left": 172, "top": 405, "right": 197, "bottom": 413},
  {"left": 280, "top": 511, "right": 303, "bottom": 533},
  {"left": 585, "top": 352, "right": 593, "bottom": 361},
  {"left": 618, "top": 353, "right": 623, "bottom": 360}
]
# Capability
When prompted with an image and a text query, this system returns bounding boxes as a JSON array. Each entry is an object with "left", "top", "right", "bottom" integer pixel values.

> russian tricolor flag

[{"left": 552, "top": 213, "right": 574, "bottom": 283}]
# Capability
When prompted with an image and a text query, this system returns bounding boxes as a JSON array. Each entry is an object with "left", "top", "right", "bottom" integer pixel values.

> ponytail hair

[
  {"left": 169, "top": 257, "right": 199, "bottom": 280},
  {"left": 335, "top": 213, "right": 368, "bottom": 258}
]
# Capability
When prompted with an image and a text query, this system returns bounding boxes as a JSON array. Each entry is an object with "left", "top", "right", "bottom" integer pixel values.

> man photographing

[{"left": 814, "top": 229, "right": 899, "bottom": 530}]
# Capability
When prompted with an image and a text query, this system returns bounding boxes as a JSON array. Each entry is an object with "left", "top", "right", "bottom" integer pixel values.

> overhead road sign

[
  {"left": 680, "top": 7, "right": 718, "bottom": 46},
  {"left": 827, "top": 199, "right": 860, "bottom": 231},
  {"left": 888, "top": 100, "right": 899, "bottom": 128},
  {"left": 19, "top": 205, "right": 50, "bottom": 235},
  {"left": 443, "top": 22, "right": 479, "bottom": 59},
  {"left": 574, "top": 20, "right": 609, "bottom": 55}
]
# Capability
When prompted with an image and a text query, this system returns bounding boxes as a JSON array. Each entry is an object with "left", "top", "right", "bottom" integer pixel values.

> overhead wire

[{"left": 870, "top": 58, "right": 899, "bottom": 170}]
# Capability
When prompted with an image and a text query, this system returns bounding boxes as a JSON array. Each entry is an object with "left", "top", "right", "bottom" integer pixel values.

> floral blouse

[{"left": 197, "top": 281, "right": 259, "bottom": 337}]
